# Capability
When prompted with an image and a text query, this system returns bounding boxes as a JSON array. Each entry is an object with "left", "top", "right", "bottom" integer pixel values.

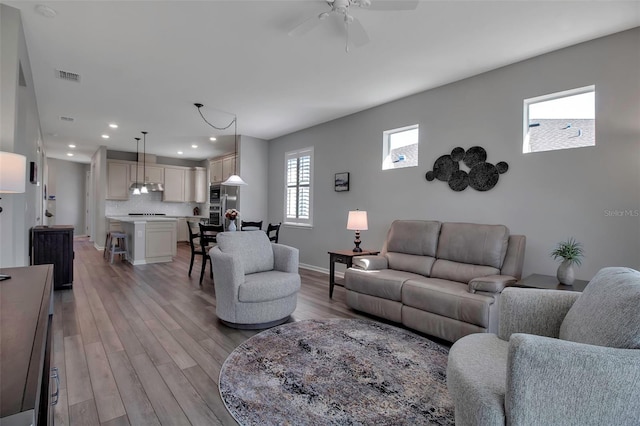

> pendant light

[
  {"left": 130, "top": 137, "right": 141, "bottom": 195},
  {"left": 140, "top": 131, "right": 148, "bottom": 193},
  {"left": 222, "top": 116, "right": 247, "bottom": 186},
  {"left": 194, "top": 103, "right": 247, "bottom": 186}
]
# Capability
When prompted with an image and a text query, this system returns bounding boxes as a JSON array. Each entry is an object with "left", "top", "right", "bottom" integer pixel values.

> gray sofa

[
  {"left": 447, "top": 267, "right": 640, "bottom": 425},
  {"left": 344, "top": 220, "right": 526, "bottom": 342}
]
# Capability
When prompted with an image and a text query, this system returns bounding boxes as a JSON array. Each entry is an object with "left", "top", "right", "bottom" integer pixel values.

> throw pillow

[{"left": 559, "top": 267, "right": 640, "bottom": 349}]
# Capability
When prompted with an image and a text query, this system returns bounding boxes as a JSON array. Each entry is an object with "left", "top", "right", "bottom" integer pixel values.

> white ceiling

[{"left": 7, "top": 0, "right": 640, "bottom": 164}]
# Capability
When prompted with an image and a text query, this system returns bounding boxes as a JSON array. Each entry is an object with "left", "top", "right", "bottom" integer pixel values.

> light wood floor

[{"left": 53, "top": 238, "right": 369, "bottom": 425}]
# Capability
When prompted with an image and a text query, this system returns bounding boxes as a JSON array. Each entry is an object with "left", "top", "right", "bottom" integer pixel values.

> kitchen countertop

[{"left": 107, "top": 216, "right": 178, "bottom": 222}]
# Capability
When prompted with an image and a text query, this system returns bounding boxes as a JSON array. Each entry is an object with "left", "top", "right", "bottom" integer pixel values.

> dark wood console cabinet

[
  {"left": 31, "top": 225, "right": 74, "bottom": 290},
  {"left": 0, "top": 265, "right": 56, "bottom": 426}
]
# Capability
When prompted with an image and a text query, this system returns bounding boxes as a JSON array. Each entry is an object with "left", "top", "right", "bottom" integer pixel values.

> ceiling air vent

[
  {"left": 60, "top": 116, "right": 74, "bottom": 122},
  {"left": 55, "top": 69, "right": 81, "bottom": 83}
]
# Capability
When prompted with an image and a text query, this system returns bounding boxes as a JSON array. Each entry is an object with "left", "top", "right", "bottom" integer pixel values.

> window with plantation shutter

[{"left": 284, "top": 147, "right": 313, "bottom": 226}]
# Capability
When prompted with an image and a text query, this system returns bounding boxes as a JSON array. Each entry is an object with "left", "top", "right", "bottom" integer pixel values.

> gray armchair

[
  {"left": 209, "top": 230, "right": 300, "bottom": 329},
  {"left": 447, "top": 267, "right": 640, "bottom": 426}
]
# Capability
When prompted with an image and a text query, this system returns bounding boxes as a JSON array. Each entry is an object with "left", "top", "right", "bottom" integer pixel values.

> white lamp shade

[
  {"left": 222, "top": 174, "right": 248, "bottom": 186},
  {"left": 347, "top": 210, "right": 368, "bottom": 230},
  {"left": 0, "top": 151, "right": 27, "bottom": 193}
]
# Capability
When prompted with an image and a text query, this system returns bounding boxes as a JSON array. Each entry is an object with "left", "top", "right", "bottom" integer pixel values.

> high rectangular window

[
  {"left": 284, "top": 147, "right": 313, "bottom": 226},
  {"left": 382, "top": 124, "right": 419, "bottom": 170},
  {"left": 523, "top": 86, "right": 595, "bottom": 153}
]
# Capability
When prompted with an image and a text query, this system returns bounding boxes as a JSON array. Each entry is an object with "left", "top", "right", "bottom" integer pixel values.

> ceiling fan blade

[
  {"left": 347, "top": 17, "right": 370, "bottom": 48},
  {"left": 288, "top": 15, "right": 323, "bottom": 37},
  {"left": 367, "top": 0, "right": 419, "bottom": 11}
]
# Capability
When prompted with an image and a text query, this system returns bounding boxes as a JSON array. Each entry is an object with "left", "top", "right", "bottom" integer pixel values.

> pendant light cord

[
  {"left": 194, "top": 103, "right": 236, "bottom": 131},
  {"left": 194, "top": 103, "right": 239, "bottom": 171},
  {"left": 135, "top": 137, "right": 140, "bottom": 189},
  {"left": 142, "top": 131, "right": 147, "bottom": 184}
]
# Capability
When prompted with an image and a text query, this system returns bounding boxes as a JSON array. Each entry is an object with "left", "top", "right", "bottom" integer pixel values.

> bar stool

[
  {"left": 103, "top": 232, "right": 113, "bottom": 259},
  {"left": 107, "top": 232, "right": 128, "bottom": 263}
]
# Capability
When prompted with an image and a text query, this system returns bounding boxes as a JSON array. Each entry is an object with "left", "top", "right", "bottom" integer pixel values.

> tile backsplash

[{"left": 106, "top": 192, "right": 206, "bottom": 216}]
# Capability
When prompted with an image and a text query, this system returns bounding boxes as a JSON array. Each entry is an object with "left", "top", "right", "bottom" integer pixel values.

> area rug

[{"left": 219, "top": 319, "right": 454, "bottom": 425}]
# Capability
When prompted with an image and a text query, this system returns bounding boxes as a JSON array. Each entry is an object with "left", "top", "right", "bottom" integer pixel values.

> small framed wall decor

[{"left": 335, "top": 172, "right": 350, "bottom": 192}]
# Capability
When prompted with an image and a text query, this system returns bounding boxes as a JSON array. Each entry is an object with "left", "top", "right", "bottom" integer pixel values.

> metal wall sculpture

[{"left": 425, "top": 146, "right": 508, "bottom": 192}]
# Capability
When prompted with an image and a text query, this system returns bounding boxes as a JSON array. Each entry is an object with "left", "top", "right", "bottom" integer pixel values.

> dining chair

[
  {"left": 240, "top": 220, "right": 263, "bottom": 231},
  {"left": 187, "top": 221, "right": 203, "bottom": 276},
  {"left": 266, "top": 222, "right": 281, "bottom": 243},
  {"left": 198, "top": 223, "right": 224, "bottom": 285}
]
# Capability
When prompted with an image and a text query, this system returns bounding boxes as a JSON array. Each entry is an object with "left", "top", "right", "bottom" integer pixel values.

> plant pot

[
  {"left": 557, "top": 260, "right": 575, "bottom": 285},
  {"left": 228, "top": 220, "right": 237, "bottom": 232}
]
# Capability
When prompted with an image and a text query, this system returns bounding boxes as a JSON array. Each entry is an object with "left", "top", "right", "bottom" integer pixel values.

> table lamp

[{"left": 347, "top": 210, "right": 368, "bottom": 252}]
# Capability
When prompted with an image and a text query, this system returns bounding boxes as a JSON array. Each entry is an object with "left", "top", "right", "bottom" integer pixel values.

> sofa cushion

[
  {"left": 216, "top": 231, "right": 274, "bottom": 275},
  {"left": 402, "top": 278, "right": 495, "bottom": 328},
  {"left": 386, "top": 252, "right": 436, "bottom": 277},
  {"left": 559, "top": 267, "right": 640, "bottom": 349},
  {"left": 431, "top": 259, "right": 500, "bottom": 285},
  {"left": 436, "top": 222, "right": 510, "bottom": 269},
  {"left": 345, "top": 268, "right": 425, "bottom": 301},
  {"left": 385, "top": 220, "right": 441, "bottom": 257},
  {"left": 239, "top": 270, "right": 300, "bottom": 303}
]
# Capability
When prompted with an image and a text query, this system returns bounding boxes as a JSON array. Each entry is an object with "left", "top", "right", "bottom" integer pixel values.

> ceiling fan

[{"left": 289, "top": 0, "right": 419, "bottom": 52}]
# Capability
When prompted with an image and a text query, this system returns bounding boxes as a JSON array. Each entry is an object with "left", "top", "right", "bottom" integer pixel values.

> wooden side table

[
  {"left": 327, "top": 249, "right": 380, "bottom": 298},
  {"left": 515, "top": 273, "right": 590, "bottom": 292}
]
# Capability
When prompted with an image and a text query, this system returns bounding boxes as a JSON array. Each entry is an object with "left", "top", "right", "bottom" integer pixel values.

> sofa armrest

[
  {"left": 209, "top": 246, "right": 244, "bottom": 302},
  {"left": 506, "top": 333, "right": 640, "bottom": 425},
  {"left": 498, "top": 288, "right": 580, "bottom": 340},
  {"left": 272, "top": 243, "right": 299, "bottom": 274},
  {"left": 351, "top": 255, "right": 388, "bottom": 270},
  {"left": 468, "top": 275, "right": 517, "bottom": 294}
]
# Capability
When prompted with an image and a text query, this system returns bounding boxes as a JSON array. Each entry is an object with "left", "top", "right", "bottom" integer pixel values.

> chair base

[{"left": 219, "top": 316, "right": 290, "bottom": 330}]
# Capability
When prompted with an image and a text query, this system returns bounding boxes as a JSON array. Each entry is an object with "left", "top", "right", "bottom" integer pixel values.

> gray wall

[
  {"left": 0, "top": 4, "right": 45, "bottom": 267},
  {"left": 47, "top": 158, "right": 87, "bottom": 233},
  {"left": 91, "top": 146, "right": 107, "bottom": 247},
  {"left": 268, "top": 28, "right": 640, "bottom": 280},
  {"left": 238, "top": 135, "right": 269, "bottom": 225}
]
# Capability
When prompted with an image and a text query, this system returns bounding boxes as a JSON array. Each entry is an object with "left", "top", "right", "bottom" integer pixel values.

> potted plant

[
  {"left": 550, "top": 238, "right": 584, "bottom": 285},
  {"left": 225, "top": 209, "right": 240, "bottom": 231}
]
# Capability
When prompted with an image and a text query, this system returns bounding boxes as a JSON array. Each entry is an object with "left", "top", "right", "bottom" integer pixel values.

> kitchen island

[{"left": 107, "top": 216, "right": 178, "bottom": 265}]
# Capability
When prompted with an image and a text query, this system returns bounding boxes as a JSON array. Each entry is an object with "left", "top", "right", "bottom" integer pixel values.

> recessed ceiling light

[
  {"left": 101, "top": 134, "right": 109, "bottom": 139},
  {"left": 191, "top": 144, "right": 198, "bottom": 148},
  {"left": 177, "top": 151, "right": 183, "bottom": 155},
  {"left": 209, "top": 137, "right": 217, "bottom": 141},
  {"left": 66, "top": 153, "right": 74, "bottom": 157},
  {"left": 109, "top": 123, "right": 118, "bottom": 129},
  {"left": 68, "top": 144, "right": 76, "bottom": 148}
]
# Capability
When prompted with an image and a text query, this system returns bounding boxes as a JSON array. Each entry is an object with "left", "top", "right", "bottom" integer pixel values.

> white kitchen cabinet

[
  {"left": 194, "top": 168, "right": 207, "bottom": 202},
  {"left": 146, "top": 221, "right": 177, "bottom": 262},
  {"left": 107, "top": 161, "right": 130, "bottom": 200},
  {"left": 163, "top": 167, "right": 185, "bottom": 202},
  {"left": 184, "top": 169, "right": 194, "bottom": 202},
  {"left": 222, "top": 155, "right": 236, "bottom": 182},
  {"left": 130, "top": 164, "right": 164, "bottom": 184},
  {"left": 176, "top": 217, "right": 188, "bottom": 242},
  {"left": 210, "top": 159, "right": 223, "bottom": 183}
]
